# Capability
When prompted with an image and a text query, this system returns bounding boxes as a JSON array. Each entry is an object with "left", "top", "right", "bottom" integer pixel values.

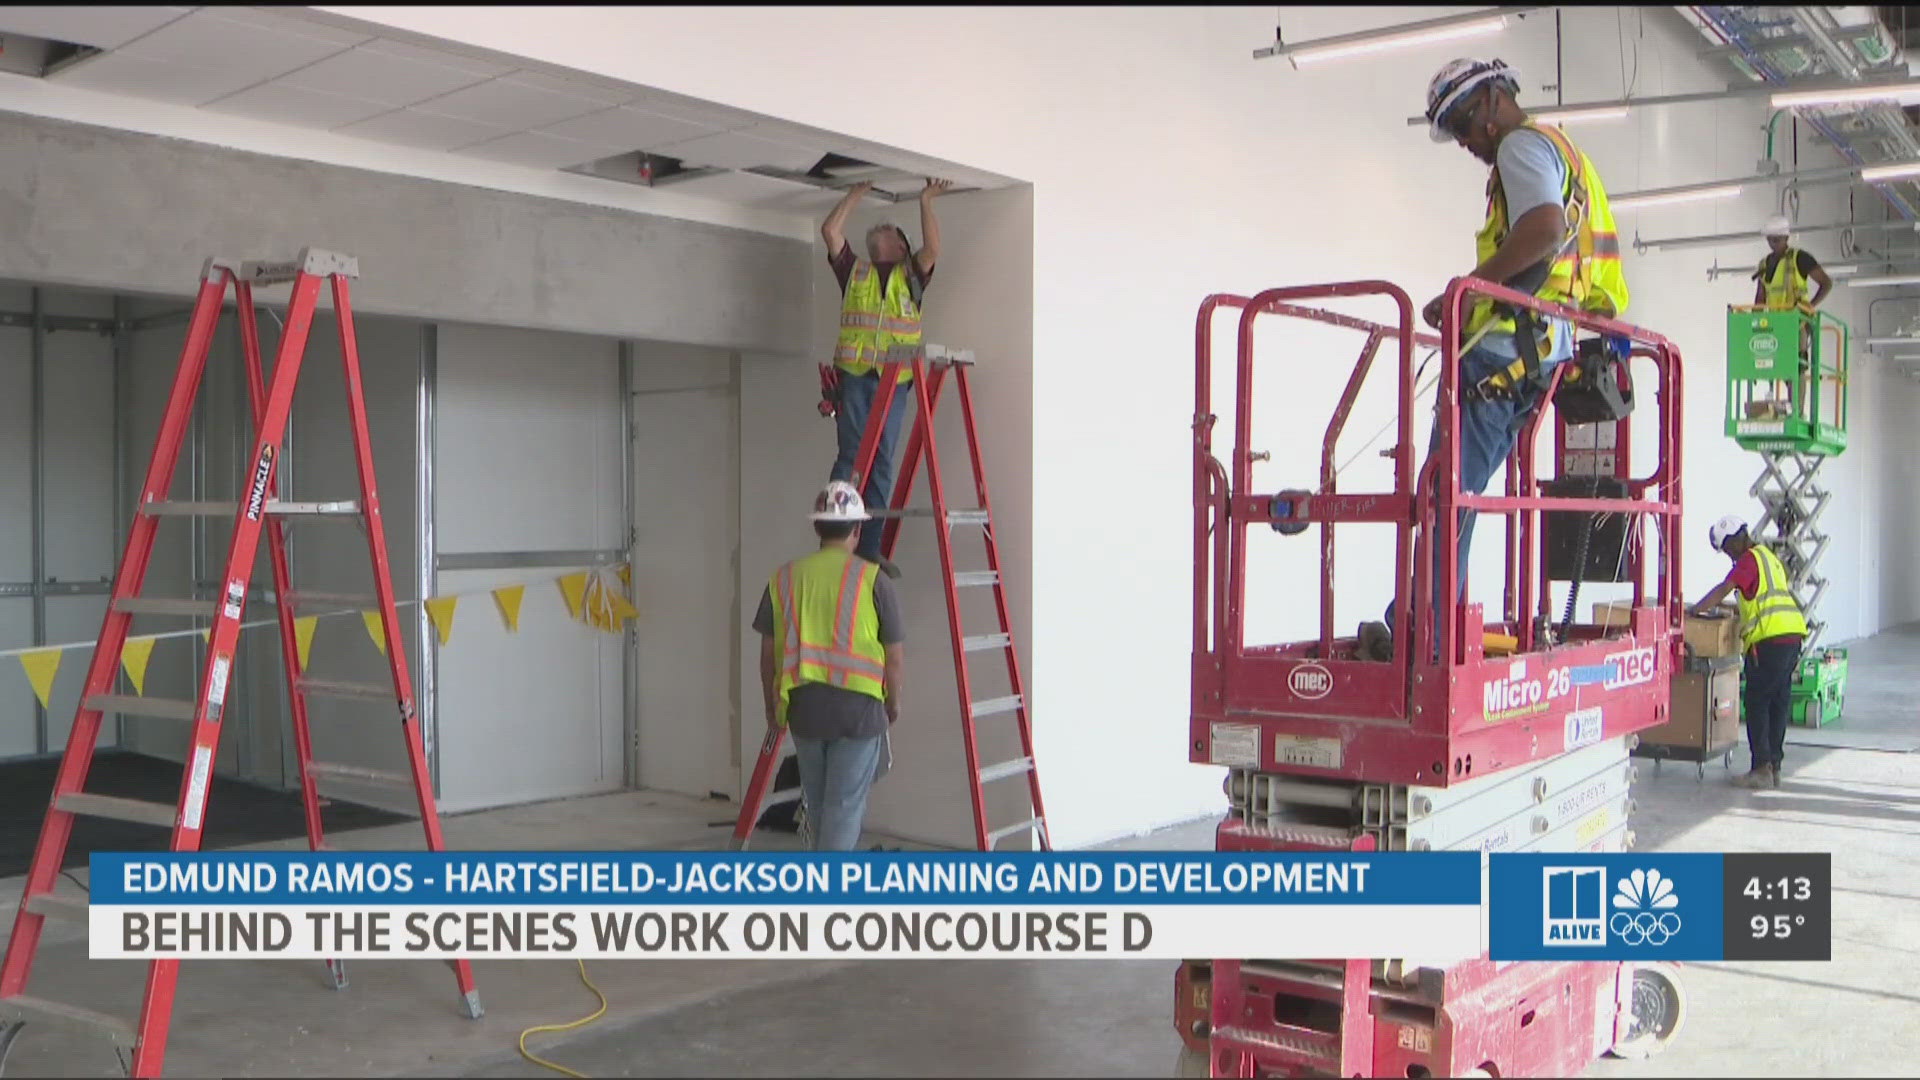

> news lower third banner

[
  {"left": 87, "top": 851, "right": 1480, "bottom": 962},
  {"left": 80, "top": 851, "right": 1830, "bottom": 963}
]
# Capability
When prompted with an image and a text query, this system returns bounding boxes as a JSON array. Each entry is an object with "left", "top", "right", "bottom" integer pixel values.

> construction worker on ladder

[
  {"left": 817, "top": 176, "right": 952, "bottom": 578},
  {"left": 1361, "top": 58, "right": 1630, "bottom": 661},
  {"left": 753, "top": 480, "right": 906, "bottom": 850},
  {"left": 1691, "top": 516, "right": 1808, "bottom": 790}
]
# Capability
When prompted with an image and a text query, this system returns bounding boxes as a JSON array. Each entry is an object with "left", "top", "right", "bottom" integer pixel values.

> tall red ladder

[
  {"left": 0, "top": 249, "right": 481, "bottom": 1078},
  {"left": 731, "top": 343, "right": 1049, "bottom": 852}
]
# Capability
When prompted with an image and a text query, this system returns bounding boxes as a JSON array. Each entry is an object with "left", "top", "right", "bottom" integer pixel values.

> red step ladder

[
  {"left": 0, "top": 250, "right": 480, "bottom": 1078},
  {"left": 732, "top": 343, "right": 1049, "bottom": 852}
]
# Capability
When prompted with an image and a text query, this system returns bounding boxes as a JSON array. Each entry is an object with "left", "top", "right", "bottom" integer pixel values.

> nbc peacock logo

[{"left": 1610, "top": 868, "right": 1682, "bottom": 946}]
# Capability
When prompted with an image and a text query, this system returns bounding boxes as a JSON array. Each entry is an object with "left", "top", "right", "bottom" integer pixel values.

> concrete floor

[{"left": 3, "top": 627, "right": 1917, "bottom": 1078}]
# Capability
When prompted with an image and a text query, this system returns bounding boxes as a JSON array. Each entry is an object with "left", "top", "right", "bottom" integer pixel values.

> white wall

[{"left": 330, "top": 5, "right": 1920, "bottom": 847}]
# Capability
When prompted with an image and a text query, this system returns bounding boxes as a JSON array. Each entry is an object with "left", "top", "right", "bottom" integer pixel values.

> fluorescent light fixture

[
  {"left": 1610, "top": 184, "right": 1744, "bottom": 211},
  {"left": 1772, "top": 80, "right": 1920, "bottom": 108},
  {"left": 1859, "top": 160, "right": 1920, "bottom": 183},
  {"left": 1533, "top": 106, "right": 1631, "bottom": 125},
  {"left": 1864, "top": 336, "right": 1920, "bottom": 346},
  {"left": 1290, "top": 16, "right": 1506, "bottom": 64},
  {"left": 1849, "top": 273, "right": 1920, "bottom": 287}
]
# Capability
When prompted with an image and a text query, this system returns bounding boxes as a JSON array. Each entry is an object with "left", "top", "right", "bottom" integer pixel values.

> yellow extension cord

[{"left": 517, "top": 959, "right": 609, "bottom": 1078}]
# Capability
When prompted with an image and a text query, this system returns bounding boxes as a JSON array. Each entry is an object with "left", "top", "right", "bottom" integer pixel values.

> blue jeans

[
  {"left": 831, "top": 371, "right": 912, "bottom": 563},
  {"left": 1386, "top": 343, "right": 1558, "bottom": 637},
  {"left": 791, "top": 734, "right": 885, "bottom": 851}
]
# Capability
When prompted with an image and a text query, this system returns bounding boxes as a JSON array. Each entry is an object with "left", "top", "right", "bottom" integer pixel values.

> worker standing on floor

[
  {"left": 1690, "top": 516, "right": 1808, "bottom": 790},
  {"left": 753, "top": 480, "right": 906, "bottom": 850},
  {"left": 817, "top": 176, "right": 951, "bottom": 579},
  {"left": 1359, "top": 57, "right": 1629, "bottom": 661}
]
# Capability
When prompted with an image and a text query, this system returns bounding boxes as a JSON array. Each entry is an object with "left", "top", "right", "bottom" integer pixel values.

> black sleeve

[
  {"left": 751, "top": 587, "right": 774, "bottom": 636},
  {"left": 1796, "top": 250, "right": 1821, "bottom": 277},
  {"left": 871, "top": 574, "right": 904, "bottom": 646}
]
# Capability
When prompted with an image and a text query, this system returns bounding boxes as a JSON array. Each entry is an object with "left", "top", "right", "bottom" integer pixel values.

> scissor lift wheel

[{"left": 1609, "top": 962, "right": 1686, "bottom": 1060}]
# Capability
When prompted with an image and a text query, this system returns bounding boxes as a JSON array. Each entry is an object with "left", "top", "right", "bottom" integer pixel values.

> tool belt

[{"left": 1465, "top": 306, "right": 1555, "bottom": 403}]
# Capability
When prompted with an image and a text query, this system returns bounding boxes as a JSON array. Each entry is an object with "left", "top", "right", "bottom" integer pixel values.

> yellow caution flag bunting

[
  {"left": 425, "top": 597, "right": 459, "bottom": 646},
  {"left": 20, "top": 649, "right": 62, "bottom": 709},
  {"left": 557, "top": 573, "right": 589, "bottom": 621},
  {"left": 617, "top": 564, "right": 631, "bottom": 589},
  {"left": 493, "top": 585, "right": 526, "bottom": 633},
  {"left": 120, "top": 637, "right": 158, "bottom": 696},
  {"left": 294, "top": 617, "right": 319, "bottom": 669},
  {"left": 362, "top": 611, "right": 388, "bottom": 657}
]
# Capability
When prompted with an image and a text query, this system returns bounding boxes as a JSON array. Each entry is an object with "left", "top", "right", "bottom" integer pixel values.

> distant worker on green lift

[
  {"left": 1752, "top": 215, "right": 1832, "bottom": 314},
  {"left": 1690, "top": 516, "right": 1808, "bottom": 791}
]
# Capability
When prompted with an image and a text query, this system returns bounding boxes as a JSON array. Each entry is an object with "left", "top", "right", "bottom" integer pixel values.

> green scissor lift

[{"left": 1725, "top": 305, "right": 1849, "bottom": 726}]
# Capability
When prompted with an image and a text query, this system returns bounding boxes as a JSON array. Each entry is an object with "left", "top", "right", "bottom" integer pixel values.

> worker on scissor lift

[
  {"left": 816, "top": 176, "right": 952, "bottom": 579},
  {"left": 1753, "top": 215, "right": 1833, "bottom": 313},
  {"left": 754, "top": 480, "right": 906, "bottom": 849},
  {"left": 1690, "top": 516, "right": 1808, "bottom": 790},
  {"left": 1359, "top": 58, "right": 1631, "bottom": 661}
]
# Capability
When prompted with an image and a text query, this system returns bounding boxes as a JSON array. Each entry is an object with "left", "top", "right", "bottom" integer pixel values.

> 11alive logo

[{"left": 1543, "top": 867, "right": 1682, "bottom": 947}]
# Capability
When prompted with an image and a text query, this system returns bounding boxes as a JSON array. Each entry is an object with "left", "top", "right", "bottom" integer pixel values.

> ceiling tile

[
  {"left": 655, "top": 127, "right": 824, "bottom": 171},
  {"left": 48, "top": 51, "right": 265, "bottom": 107},
  {"left": 360, "top": 38, "right": 513, "bottom": 78},
  {"left": 622, "top": 86, "right": 759, "bottom": 130},
  {"left": 459, "top": 130, "right": 626, "bottom": 169},
  {"left": 409, "top": 75, "right": 611, "bottom": 129},
  {"left": 116, "top": 7, "right": 366, "bottom": 68},
  {"left": 657, "top": 170, "right": 820, "bottom": 206},
  {"left": 505, "top": 69, "right": 634, "bottom": 106},
  {"left": 537, "top": 106, "right": 716, "bottom": 150},
  {"left": 199, "top": 6, "right": 372, "bottom": 46},
  {"left": 335, "top": 108, "right": 514, "bottom": 152},
  {"left": 202, "top": 83, "right": 396, "bottom": 129},
  {"left": 0, "top": 5, "right": 191, "bottom": 50},
  {"left": 272, "top": 43, "right": 497, "bottom": 108}
]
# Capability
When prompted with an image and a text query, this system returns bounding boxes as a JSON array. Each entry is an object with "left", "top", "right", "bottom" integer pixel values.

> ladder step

[
  {"left": 986, "top": 816, "right": 1045, "bottom": 847},
  {"left": 963, "top": 632, "right": 1012, "bottom": 653},
  {"left": 290, "top": 592, "right": 379, "bottom": 610},
  {"left": 306, "top": 761, "right": 414, "bottom": 789},
  {"left": 867, "top": 508, "right": 989, "bottom": 524},
  {"left": 953, "top": 571, "right": 999, "bottom": 588},
  {"left": 56, "top": 792, "right": 176, "bottom": 828},
  {"left": 977, "top": 756, "right": 1035, "bottom": 784},
  {"left": 947, "top": 509, "right": 989, "bottom": 526},
  {"left": 85, "top": 694, "right": 198, "bottom": 723},
  {"left": 143, "top": 499, "right": 361, "bottom": 517},
  {"left": 24, "top": 892, "right": 89, "bottom": 925},
  {"left": 0, "top": 994, "right": 136, "bottom": 1046},
  {"left": 969, "top": 694, "right": 1023, "bottom": 719},
  {"left": 113, "top": 597, "right": 217, "bottom": 617},
  {"left": 296, "top": 678, "right": 395, "bottom": 702},
  {"left": 764, "top": 787, "right": 803, "bottom": 809}
]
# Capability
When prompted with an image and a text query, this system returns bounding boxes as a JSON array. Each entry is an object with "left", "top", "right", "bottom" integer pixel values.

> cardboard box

[
  {"left": 1592, "top": 600, "right": 1632, "bottom": 629},
  {"left": 1640, "top": 658, "right": 1741, "bottom": 751},
  {"left": 1683, "top": 612, "right": 1741, "bottom": 658}
]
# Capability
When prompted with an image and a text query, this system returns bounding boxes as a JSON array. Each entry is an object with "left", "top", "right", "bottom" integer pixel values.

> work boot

[
  {"left": 1732, "top": 767, "right": 1772, "bottom": 790},
  {"left": 1770, "top": 763, "right": 1783, "bottom": 788},
  {"left": 1357, "top": 621, "right": 1394, "bottom": 662}
]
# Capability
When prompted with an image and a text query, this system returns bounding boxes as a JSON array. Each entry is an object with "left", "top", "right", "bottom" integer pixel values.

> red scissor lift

[{"left": 1176, "top": 277, "right": 1688, "bottom": 1077}]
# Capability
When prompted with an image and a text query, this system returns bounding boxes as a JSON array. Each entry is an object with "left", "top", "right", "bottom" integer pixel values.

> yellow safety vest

[
  {"left": 1737, "top": 544, "right": 1808, "bottom": 650},
  {"left": 768, "top": 548, "right": 887, "bottom": 725},
  {"left": 1465, "top": 123, "right": 1630, "bottom": 343},
  {"left": 835, "top": 261, "right": 921, "bottom": 384},
  {"left": 1759, "top": 248, "right": 1810, "bottom": 310}
]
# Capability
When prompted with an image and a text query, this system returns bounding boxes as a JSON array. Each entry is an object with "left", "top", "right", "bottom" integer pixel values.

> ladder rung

[
  {"left": 867, "top": 508, "right": 989, "bottom": 524},
  {"left": 947, "top": 509, "right": 989, "bottom": 525},
  {"left": 290, "top": 592, "right": 378, "bottom": 610},
  {"left": 953, "top": 571, "right": 999, "bottom": 588},
  {"left": 85, "top": 694, "right": 198, "bottom": 723},
  {"left": 977, "top": 756, "right": 1034, "bottom": 784},
  {"left": 763, "top": 787, "right": 803, "bottom": 809},
  {"left": 306, "top": 761, "right": 414, "bottom": 789},
  {"left": 56, "top": 792, "right": 177, "bottom": 828},
  {"left": 113, "top": 597, "right": 217, "bottom": 617},
  {"left": 0, "top": 994, "right": 136, "bottom": 1046},
  {"left": 296, "top": 678, "right": 395, "bottom": 702},
  {"left": 963, "top": 632, "right": 1011, "bottom": 653},
  {"left": 986, "top": 816, "right": 1045, "bottom": 847},
  {"left": 143, "top": 500, "right": 361, "bottom": 517},
  {"left": 25, "top": 892, "right": 88, "bottom": 925},
  {"left": 969, "top": 694, "right": 1023, "bottom": 719}
]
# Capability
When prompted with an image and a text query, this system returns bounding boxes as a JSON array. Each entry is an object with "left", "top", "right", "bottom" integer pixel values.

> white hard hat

[
  {"left": 810, "top": 479, "right": 871, "bottom": 522},
  {"left": 1708, "top": 515, "right": 1748, "bottom": 551},
  {"left": 1762, "top": 214, "right": 1791, "bottom": 238},
  {"left": 1425, "top": 58, "right": 1520, "bottom": 142}
]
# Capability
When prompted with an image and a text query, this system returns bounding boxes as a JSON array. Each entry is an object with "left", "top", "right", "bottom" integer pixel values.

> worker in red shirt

[{"left": 1689, "top": 515, "right": 1809, "bottom": 789}]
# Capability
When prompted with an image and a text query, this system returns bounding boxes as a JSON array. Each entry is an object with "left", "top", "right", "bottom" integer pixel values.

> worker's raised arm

[
  {"left": 915, "top": 178, "right": 951, "bottom": 276},
  {"left": 821, "top": 181, "right": 873, "bottom": 253}
]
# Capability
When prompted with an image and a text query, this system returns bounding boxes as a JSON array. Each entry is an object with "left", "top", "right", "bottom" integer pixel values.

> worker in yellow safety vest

[
  {"left": 815, "top": 177, "right": 952, "bottom": 579},
  {"left": 1361, "top": 58, "right": 1631, "bottom": 662},
  {"left": 753, "top": 480, "right": 905, "bottom": 850},
  {"left": 1691, "top": 515, "right": 1809, "bottom": 790},
  {"left": 1752, "top": 215, "right": 1833, "bottom": 312}
]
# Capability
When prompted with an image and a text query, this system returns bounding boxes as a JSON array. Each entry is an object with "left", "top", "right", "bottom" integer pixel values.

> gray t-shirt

[
  {"left": 1480, "top": 127, "right": 1574, "bottom": 367},
  {"left": 754, "top": 563, "right": 902, "bottom": 740}
]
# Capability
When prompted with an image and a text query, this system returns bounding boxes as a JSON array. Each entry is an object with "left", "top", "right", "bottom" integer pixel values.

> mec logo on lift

[
  {"left": 1287, "top": 663, "right": 1333, "bottom": 700},
  {"left": 1601, "top": 646, "right": 1656, "bottom": 691},
  {"left": 243, "top": 446, "right": 276, "bottom": 521}
]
